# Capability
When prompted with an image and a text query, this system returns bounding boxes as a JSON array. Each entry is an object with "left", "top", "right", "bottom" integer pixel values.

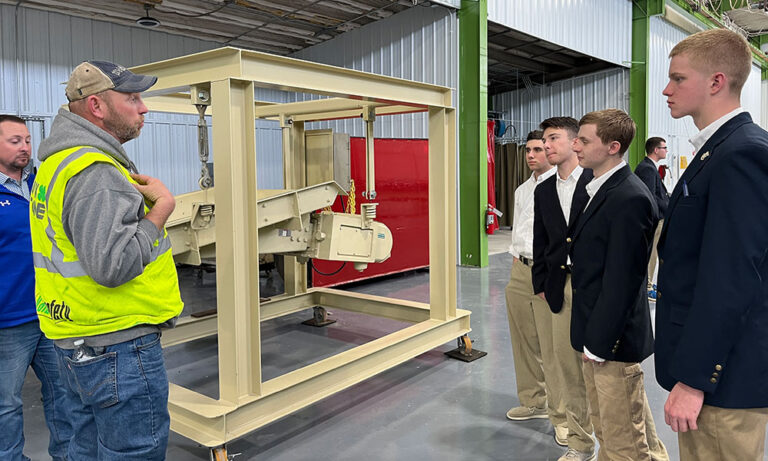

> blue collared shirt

[{"left": 0, "top": 169, "right": 31, "bottom": 200}]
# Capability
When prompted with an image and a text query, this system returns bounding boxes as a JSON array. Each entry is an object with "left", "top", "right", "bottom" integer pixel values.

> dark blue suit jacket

[
  {"left": 655, "top": 112, "right": 768, "bottom": 408},
  {"left": 570, "top": 166, "right": 658, "bottom": 362},
  {"left": 532, "top": 169, "right": 593, "bottom": 313},
  {"left": 634, "top": 156, "right": 669, "bottom": 216}
]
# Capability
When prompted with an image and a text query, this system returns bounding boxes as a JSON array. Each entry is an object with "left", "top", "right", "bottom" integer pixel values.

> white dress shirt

[
  {"left": 582, "top": 159, "right": 627, "bottom": 363},
  {"left": 689, "top": 107, "right": 745, "bottom": 154},
  {"left": 584, "top": 160, "right": 627, "bottom": 210},
  {"left": 555, "top": 165, "right": 583, "bottom": 225},
  {"left": 508, "top": 168, "right": 557, "bottom": 259}
]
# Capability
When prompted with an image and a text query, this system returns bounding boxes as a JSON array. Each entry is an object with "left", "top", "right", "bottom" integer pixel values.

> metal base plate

[
  {"left": 444, "top": 347, "right": 487, "bottom": 362},
  {"left": 301, "top": 318, "right": 337, "bottom": 327}
]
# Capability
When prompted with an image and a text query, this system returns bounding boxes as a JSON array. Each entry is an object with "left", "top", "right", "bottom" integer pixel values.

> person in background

[
  {"left": 634, "top": 136, "right": 669, "bottom": 299},
  {"left": 504, "top": 130, "right": 565, "bottom": 441},
  {"left": 532, "top": 117, "right": 594, "bottom": 461},
  {"left": 0, "top": 114, "right": 73, "bottom": 461}
]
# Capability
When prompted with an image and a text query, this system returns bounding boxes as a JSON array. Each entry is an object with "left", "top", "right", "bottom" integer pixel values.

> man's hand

[
  {"left": 131, "top": 173, "right": 175, "bottom": 230},
  {"left": 664, "top": 382, "right": 704, "bottom": 432},
  {"left": 536, "top": 292, "right": 546, "bottom": 301}
]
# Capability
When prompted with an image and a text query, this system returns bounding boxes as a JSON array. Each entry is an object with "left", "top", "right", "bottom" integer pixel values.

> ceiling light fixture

[{"left": 136, "top": 4, "right": 161, "bottom": 28}]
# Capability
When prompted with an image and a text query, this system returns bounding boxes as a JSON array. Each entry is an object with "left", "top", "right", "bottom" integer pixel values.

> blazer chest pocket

[
  {"left": 670, "top": 195, "right": 705, "bottom": 233},
  {"left": 669, "top": 304, "right": 690, "bottom": 326}
]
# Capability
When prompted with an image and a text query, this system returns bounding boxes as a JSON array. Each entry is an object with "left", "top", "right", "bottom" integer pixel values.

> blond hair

[
  {"left": 579, "top": 109, "right": 636, "bottom": 156},
  {"left": 670, "top": 28, "right": 752, "bottom": 94}
]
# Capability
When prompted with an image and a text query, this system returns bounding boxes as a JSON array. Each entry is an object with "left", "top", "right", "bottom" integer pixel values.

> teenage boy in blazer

[
  {"left": 656, "top": 28, "right": 768, "bottom": 461},
  {"left": 532, "top": 117, "right": 594, "bottom": 461},
  {"left": 570, "top": 109, "right": 668, "bottom": 461}
]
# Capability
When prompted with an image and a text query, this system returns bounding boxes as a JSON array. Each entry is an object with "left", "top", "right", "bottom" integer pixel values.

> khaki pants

[
  {"left": 582, "top": 360, "right": 668, "bottom": 461},
  {"left": 678, "top": 405, "right": 768, "bottom": 461},
  {"left": 647, "top": 219, "right": 663, "bottom": 290},
  {"left": 504, "top": 259, "right": 565, "bottom": 426},
  {"left": 540, "top": 276, "right": 594, "bottom": 452}
]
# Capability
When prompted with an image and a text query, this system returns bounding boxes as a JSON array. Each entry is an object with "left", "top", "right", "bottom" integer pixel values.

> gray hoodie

[{"left": 38, "top": 108, "right": 173, "bottom": 348}]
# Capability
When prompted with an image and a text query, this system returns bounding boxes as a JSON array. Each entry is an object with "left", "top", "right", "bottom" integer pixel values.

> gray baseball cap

[{"left": 65, "top": 60, "right": 157, "bottom": 102}]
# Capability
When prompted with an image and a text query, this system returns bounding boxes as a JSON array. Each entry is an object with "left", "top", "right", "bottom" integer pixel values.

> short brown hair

[
  {"left": 526, "top": 130, "right": 544, "bottom": 142},
  {"left": 670, "top": 28, "right": 751, "bottom": 94},
  {"left": 540, "top": 117, "right": 579, "bottom": 139},
  {"left": 645, "top": 136, "right": 666, "bottom": 155},
  {"left": 0, "top": 114, "right": 26, "bottom": 134},
  {"left": 578, "top": 109, "right": 636, "bottom": 156}
]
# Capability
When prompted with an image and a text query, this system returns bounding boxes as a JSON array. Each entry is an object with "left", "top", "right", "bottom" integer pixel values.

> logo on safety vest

[
  {"left": 30, "top": 183, "right": 46, "bottom": 219},
  {"left": 36, "top": 295, "right": 72, "bottom": 322}
]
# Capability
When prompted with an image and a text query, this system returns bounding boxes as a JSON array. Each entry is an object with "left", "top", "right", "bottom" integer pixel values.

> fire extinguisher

[{"left": 486, "top": 204, "right": 502, "bottom": 234}]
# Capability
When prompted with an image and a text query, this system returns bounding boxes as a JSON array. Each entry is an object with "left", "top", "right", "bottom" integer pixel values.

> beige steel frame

[{"left": 133, "top": 47, "right": 470, "bottom": 447}]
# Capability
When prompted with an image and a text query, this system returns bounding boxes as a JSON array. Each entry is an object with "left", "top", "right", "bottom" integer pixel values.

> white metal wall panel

[
  {"left": 290, "top": 5, "right": 458, "bottom": 139},
  {"left": 649, "top": 16, "right": 763, "bottom": 184},
  {"left": 0, "top": 4, "right": 289, "bottom": 193},
  {"left": 487, "top": 0, "right": 632, "bottom": 68},
  {"left": 490, "top": 68, "right": 629, "bottom": 138}
]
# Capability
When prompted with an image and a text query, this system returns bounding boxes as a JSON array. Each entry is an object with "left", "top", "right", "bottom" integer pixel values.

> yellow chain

[{"left": 345, "top": 179, "right": 356, "bottom": 214}]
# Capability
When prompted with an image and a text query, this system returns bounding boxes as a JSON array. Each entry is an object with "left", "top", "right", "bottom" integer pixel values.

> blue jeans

[
  {"left": 55, "top": 332, "right": 170, "bottom": 461},
  {"left": 0, "top": 320, "right": 73, "bottom": 461}
]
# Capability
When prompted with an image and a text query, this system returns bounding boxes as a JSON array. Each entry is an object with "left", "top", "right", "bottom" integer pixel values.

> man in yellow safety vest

[{"left": 29, "top": 60, "right": 183, "bottom": 461}]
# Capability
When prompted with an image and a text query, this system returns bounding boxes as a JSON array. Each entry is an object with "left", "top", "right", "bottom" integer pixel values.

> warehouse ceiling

[
  {"left": 488, "top": 22, "right": 621, "bottom": 95},
  {"left": 1, "top": 0, "right": 432, "bottom": 55}
]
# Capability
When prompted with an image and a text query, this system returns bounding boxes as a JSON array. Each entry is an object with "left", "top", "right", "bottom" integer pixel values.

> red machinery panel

[{"left": 311, "top": 137, "right": 429, "bottom": 287}]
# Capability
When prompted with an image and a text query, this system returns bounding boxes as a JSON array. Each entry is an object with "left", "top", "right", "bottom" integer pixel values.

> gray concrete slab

[{"left": 19, "top": 254, "right": 768, "bottom": 460}]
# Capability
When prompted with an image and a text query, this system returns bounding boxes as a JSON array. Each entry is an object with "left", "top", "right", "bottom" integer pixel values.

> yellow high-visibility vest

[{"left": 30, "top": 146, "right": 183, "bottom": 339}]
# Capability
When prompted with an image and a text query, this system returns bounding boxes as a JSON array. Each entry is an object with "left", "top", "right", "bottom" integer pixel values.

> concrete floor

[{"left": 19, "top": 233, "right": 768, "bottom": 460}]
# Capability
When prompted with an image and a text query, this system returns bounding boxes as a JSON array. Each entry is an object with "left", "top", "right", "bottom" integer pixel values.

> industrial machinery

[{"left": 134, "top": 47, "right": 474, "bottom": 459}]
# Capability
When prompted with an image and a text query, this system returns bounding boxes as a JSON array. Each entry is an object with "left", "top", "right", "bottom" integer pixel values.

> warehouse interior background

[{"left": 3, "top": 0, "right": 768, "bottom": 459}]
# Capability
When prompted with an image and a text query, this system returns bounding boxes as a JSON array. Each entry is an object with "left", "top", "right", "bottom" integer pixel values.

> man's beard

[{"left": 102, "top": 101, "right": 142, "bottom": 144}]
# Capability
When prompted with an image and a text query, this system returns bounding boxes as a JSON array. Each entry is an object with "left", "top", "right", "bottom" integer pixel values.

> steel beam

[
  {"left": 167, "top": 310, "right": 471, "bottom": 446},
  {"left": 629, "top": 0, "right": 664, "bottom": 169},
  {"left": 211, "top": 78, "right": 262, "bottom": 402},
  {"left": 458, "top": 0, "right": 488, "bottom": 267}
]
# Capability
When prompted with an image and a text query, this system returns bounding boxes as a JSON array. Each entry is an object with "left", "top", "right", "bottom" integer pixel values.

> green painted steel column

[
  {"left": 629, "top": 0, "right": 664, "bottom": 169},
  {"left": 458, "top": 0, "right": 488, "bottom": 267}
]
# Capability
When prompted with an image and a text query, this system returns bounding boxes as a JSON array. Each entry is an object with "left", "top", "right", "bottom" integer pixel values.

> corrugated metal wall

[
  {"left": 487, "top": 0, "right": 632, "bottom": 67},
  {"left": 648, "top": 15, "right": 764, "bottom": 183},
  {"left": 490, "top": 68, "right": 629, "bottom": 138},
  {"left": 0, "top": 4, "right": 288, "bottom": 193},
  {"left": 290, "top": 5, "right": 458, "bottom": 139}
]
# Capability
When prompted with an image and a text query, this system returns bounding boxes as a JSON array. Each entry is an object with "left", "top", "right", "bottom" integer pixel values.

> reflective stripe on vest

[{"left": 30, "top": 146, "right": 183, "bottom": 339}]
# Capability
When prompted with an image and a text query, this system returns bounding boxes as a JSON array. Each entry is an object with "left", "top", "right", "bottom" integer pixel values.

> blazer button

[
  {"left": 710, "top": 377, "right": 717, "bottom": 384},
  {"left": 566, "top": 237, "right": 572, "bottom": 243},
  {"left": 715, "top": 364, "right": 723, "bottom": 371},
  {"left": 712, "top": 372, "right": 719, "bottom": 378},
  {"left": 659, "top": 258, "right": 664, "bottom": 265},
  {"left": 656, "top": 291, "right": 661, "bottom": 299},
  {"left": 560, "top": 265, "right": 566, "bottom": 270}
]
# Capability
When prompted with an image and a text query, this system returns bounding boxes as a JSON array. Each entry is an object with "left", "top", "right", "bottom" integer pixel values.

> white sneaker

[{"left": 557, "top": 448, "right": 596, "bottom": 461}]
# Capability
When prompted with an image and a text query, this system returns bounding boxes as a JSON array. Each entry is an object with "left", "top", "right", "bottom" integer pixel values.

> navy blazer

[
  {"left": 569, "top": 165, "right": 658, "bottom": 362},
  {"left": 532, "top": 168, "right": 593, "bottom": 313},
  {"left": 634, "top": 156, "right": 669, "bottom": 216},
  {"left": 655, "top": 112, "right": 768, "bottom": 408}
]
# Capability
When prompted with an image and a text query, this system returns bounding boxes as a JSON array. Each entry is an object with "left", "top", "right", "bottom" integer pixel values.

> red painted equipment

[{"left": 311, "top": 137, "right": 429, "bottom": 287}]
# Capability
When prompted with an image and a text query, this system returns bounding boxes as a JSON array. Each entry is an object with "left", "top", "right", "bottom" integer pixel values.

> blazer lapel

[
  {"left": 567, "top": 169, "right": 593, "bottom": 233},
  {"left": 662, "top": 112, "right": 753, "bottom": 241},
  {"left": 573, "top": 165, "right": 631, "bottom": 240}
]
